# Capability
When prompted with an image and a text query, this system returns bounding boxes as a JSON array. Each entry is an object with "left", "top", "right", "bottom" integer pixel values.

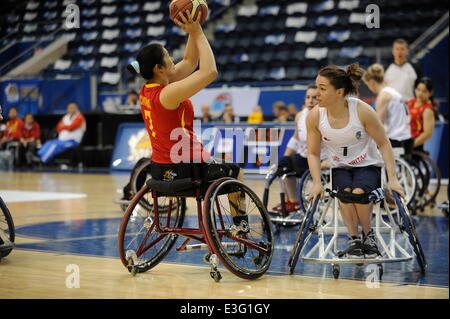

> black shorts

[
  {"left": 150, "top": 162, "right": 240, "bottom": 184},
  {"left": 332, "top": 165, "right": 381, "bottom": 193},
  {"left": 390, "top": 138, "right": 414, "bottom": 157},
  {"left": 277, "top": 154, "right": 309, "bottom": 177}
]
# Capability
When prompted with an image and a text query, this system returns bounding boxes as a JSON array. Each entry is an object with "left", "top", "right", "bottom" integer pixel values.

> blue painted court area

[{"left": 15, "top": 215, "right": 448, "bottom": 287}]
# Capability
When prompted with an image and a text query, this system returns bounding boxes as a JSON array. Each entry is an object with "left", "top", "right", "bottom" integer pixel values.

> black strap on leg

[{"left": 328, "top": 188, "right": 384, "bottom": 204}]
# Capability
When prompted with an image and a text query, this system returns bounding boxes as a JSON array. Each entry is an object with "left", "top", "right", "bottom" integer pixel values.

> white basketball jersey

[
  {"left": 296, "top": 107, "right": 309, "bottom": 158},
  {"left": 379, "top": 86, "right": 411, "bottom": 141},
  {"left": 318, "top": 97, "right": 383, "bottom": 168}
]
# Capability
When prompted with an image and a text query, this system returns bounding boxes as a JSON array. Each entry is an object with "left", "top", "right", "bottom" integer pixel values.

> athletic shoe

[
  {"left": 362, "top": 229, "right": 380, "bottom": 258},
  {"left": 346, "top": 238, "right": 364, "bottom": 259},
  {"left": 272, "top": 201, "right": 300, "bottom": 213}
]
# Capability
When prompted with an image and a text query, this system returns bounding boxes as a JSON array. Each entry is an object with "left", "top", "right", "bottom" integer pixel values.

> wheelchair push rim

[
  {"left": 0, "top": 196, "right": 15, "bottom": 258},
  {"left": 118, "top": 184, "right": 185, "bottom": 273},
  {"left": 203, "top": 178, "right": 274, "bottom": 280},
  {"left": 393, "top": 192, "right": 427, "bottom": 274}
]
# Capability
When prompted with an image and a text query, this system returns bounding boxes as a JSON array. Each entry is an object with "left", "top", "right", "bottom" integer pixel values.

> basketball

[{"left": 169, "top": 0, "right": 208, "bottom": 25}]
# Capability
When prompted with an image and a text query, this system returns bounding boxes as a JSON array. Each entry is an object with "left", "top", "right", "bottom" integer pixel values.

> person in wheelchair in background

[
  {"left": 270, "top": 84, "right": 318, "bottom": 215},
  {"left": 307, "top": 63, "right": 405, "bottom": 259},
  {"left": 407, "top": 77, "right": 436, "bottom": 152},
  {"left": 126, "top": 11, "right": 247, "bottom": 225},
  {"left": 363, "top": 64, "right": 414, "bottom": 158}
]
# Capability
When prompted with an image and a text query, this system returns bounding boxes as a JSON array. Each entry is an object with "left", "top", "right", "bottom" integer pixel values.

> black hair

[
  {"left": 127, "top": 43, "right": 166, "bottom": 80},
  {"left": 415, "top": 77, "right": 433, "bottom": 93},
  {"left": 307, "top": 84, "right": 317, "bottom": 90},
  {"left": 415, "top": 77, "right": 436, "bottom": 108},
  {"left": 318, "top": 63, "right": 364, "bottom": 95}
]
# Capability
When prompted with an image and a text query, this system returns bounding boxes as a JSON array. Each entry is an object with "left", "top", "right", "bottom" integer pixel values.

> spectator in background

[
  {"left": 272, "top": 101, "right": 285, "bottom": 120},
  {"left": 20, "top": 113, "right": 41, "bottom": 167},
  {"left": 37, "top": 102, "right": 86, "bottom": 164},
  {"left": 247, "top": 105, "right": 264, "bottom": 124},
  {"left": 222, "top": 104, "right": 236, "bottom": 123},
  {"left": 200, "top": 103, "right": 212, "bottom": 123},
  {"left": 275, "top": 105, "right": 289, "bottom": 123},
  {"left": 384, "top": 38, "right": 422, "bottom": 102},
  {"left": 287, "top": 103, "right": 297, "bottom": 121},
  {"left": 126, "top": 90, "right": 139, "bottom": 106},
  {"left": 0, "top": 107, "right": 23, "bottom": 150},
  {"left": 407, "top": 77, "right": 436, "bottom": 151}
]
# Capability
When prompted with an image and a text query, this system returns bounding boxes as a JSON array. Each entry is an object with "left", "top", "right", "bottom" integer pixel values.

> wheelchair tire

[
  {"left": 298, "top": 170, "right": 328, "bottom": 214},
  {"left": 412, "top": 151, "right": 441, "bottom": 210},
  {"left": 288, "top": 196, "right": 320, "bottom": 274},
  {"left": 0, "top": 196, "right": 15, "bottom": 258},
  {"left": 393, "top": 192, "right": 427, "bottom": 274},
  {"left": 203, "top": 178, "right": 274, "bottom": 280},
  {"left": 129, "top": 158, "right": 153, "bottom": 211},
  {"left": 395, "top": 157, "right": 417, "bottom": 209},
  {"left": 118, "top": 185, "right": 186, "bottom": 273}
]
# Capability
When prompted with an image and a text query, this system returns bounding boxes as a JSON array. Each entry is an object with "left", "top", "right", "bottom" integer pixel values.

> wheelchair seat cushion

[
  {"left": 148, "top": 162, "right": 241, "bottom": 196},
  {"left": 145, "top": 178, "right": 197, "bottom": 196}
]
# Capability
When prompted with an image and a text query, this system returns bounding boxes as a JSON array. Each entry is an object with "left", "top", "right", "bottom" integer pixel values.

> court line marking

[{"left": 0, "top": 190, "right": 87, "bottom": 203}]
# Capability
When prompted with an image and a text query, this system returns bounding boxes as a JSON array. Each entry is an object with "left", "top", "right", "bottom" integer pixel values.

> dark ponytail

[
  {"left": 126, "top": 43, "right": 166, "bottom": 80},
  {"left": 319, "top": 63, "right": 364, "bottom": 95}
]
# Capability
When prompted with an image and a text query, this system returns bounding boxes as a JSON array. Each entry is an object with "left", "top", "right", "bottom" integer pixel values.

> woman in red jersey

[
  {"left": 407, "top": 77, "right": 435, "bottom": 152},
  {"left": 127, "top": 11, "right": 245, "bottom": 218}
]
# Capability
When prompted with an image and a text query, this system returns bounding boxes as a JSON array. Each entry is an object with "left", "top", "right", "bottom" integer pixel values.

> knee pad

[{"left": 331, "top": 188, "right": 384, "bottom": 204}]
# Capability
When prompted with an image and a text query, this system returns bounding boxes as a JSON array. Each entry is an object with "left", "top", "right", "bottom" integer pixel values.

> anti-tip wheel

[{"left": 332, "top": 264, "right": 340, "bottom": 279}]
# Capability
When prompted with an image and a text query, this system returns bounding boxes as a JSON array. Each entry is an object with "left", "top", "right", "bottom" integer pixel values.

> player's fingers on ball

[
  {"left": 180, "top": 10, "right": 189, "bottom": 23},
  {"left": 186, "top": 10, "right": 194, "bottom": 22},
  {"left": 173, "top": 18, "right": 182, "bottom": 26},
  {"left": 195, "top": 11, "right": 202, "bottom": 22}
]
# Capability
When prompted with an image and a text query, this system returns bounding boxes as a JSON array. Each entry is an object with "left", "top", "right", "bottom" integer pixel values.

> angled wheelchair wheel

[
  {"left": 118, "top": 185, "right": 186, "bottom": 274},
  {"left": 298, "top": 170, "right": 329, "bottom": 214},
  {"left": 288, "top": 196, "right": 320, "bottom": 274},
  {"left": 262, "top": 164, "right": 278, "bottom": 210},
  {"left": 412, "top": 151, "right": 441, "bottom": 209},
  {"left": 0, "top": 196, "right": 15, "bottom": 259},
  {"left": 203, "top": 178, "right": 274, "bottom": 280},
  {"left": 395, "top": 157, "right": 417, "bottom": 208},
  {"left": 130, "top": 158, "right": 153, "bottom": 211},
  {"left": 393, "top": 192, "right": 427, "bottom": 274}
]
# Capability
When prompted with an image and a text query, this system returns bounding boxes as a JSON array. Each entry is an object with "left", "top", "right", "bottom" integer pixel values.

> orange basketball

[{"left": 169, "top": 0, "right": 209, "bottom": 25}]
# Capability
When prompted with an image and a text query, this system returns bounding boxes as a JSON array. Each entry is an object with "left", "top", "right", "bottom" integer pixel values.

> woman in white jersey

[
  {"left": 271, "top": 85, "right": 317, "bottom": 214},
  {"left": 363, "top": 64, "right": 413, "bottom": 155},
  {"left": 307, "top": 64, "right": 404, "bottom": 259}
]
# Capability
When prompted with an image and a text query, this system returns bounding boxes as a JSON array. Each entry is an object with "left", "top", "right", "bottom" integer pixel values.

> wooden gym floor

[{"left": 0, "top": 171, "right": 448, "bottom": 299}]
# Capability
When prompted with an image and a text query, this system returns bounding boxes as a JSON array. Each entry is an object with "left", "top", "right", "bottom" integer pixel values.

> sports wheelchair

[
  {"left": 262, "top": 164, "right": 307, "bottom": 228},
  {"left": 117, "top": 163, "right": 274, "bottom": 282},
  {"left": 0, "top": 196, "right": 15, "bottom": 262},
  {"left": 288, "top": 168, "right": 427, "bottom": 280}
]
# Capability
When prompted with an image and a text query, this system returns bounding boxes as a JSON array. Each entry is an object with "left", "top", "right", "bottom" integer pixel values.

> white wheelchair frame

[{"left": 289, "top": 166, "right": 425, "bottom": 280}]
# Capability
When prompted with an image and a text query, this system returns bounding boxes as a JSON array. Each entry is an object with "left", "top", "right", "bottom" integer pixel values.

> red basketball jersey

[
  {"left": 139, "top": 83, "right": 210, "bottom": 164},
  {"left": 407, "top": 98, "right": 434, "bottom": 138}
]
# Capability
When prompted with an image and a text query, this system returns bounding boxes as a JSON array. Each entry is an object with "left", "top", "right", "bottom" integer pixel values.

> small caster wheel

[
  {"left": 210, "top": 271, "right": 222, "bottom": 282},
  {"left": 203, "top": 253, "right": 210, "bottom": 264},
  {"left": 377, "top": 264, "right": 383, "bottom": 281},
  {"left": 128, "top": 265, "right": 137, "bottom": 276},
  {"left": 332, "top": 264, "right": 340, "bottom": 279}
]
